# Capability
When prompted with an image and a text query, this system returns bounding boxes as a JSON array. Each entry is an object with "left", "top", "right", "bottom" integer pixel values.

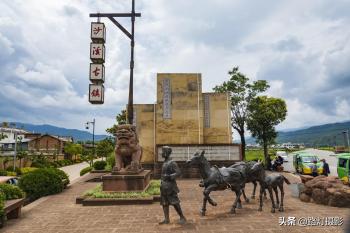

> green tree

[
  {"left": 106, "top": 109, "right": 127, "bottom": 135},
  {"left": 17, "top": 151, "right": 28, "bottom": 168},
  {"left": 64, "top": 143, "right": 83, "bottom": 162},
  {"left": 247, "top": 96, "right": 287, "bottom": 168},
  {"left": 213, "top": 67, "right": 269, "bottom": 160},
  {"left": 0, "top": 133, "right": 7, "bottom": 140},
  {"left": 81, "top": 147, "right": 95, "bottom": 167},
  {"left": 96, "top": 138, "right": 114, "bottom": 161},
  {"left": 1, "top": 122, "right": 9, "bottom": 128}
]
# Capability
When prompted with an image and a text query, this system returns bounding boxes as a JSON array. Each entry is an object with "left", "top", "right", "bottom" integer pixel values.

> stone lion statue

[{"left": 113, "top": 124, "right": 143, "bottom": 173}]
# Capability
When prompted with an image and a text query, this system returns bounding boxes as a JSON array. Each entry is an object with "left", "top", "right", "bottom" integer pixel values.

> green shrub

[
  {"left": 18, "top": 168, "right": 64, "bottom": 200},
  {"left": 0, "top": 170, "right": 7, "bottom": 176},
  {"left": 6, "top": 172, "right": 16, "bottom": 176},
  {"left": 0, "top": 191, "right": 5, "bottom": 225},
  {"left": 93, "top": 161, "right": 107, "bottom": 170},
  {"left": 80, "top": 167, "right": 92, "bottom": 176},
  {"left": 20, "top": 167, "right": 38, "bottom": 175},
  {"left": 6, "top": 167, "right": 21, "bottom": 175},
  {"left": 0, "top": 184, "right": 25, "bottom": 200},
  {"left": 48, "top": 168, "right": 69, "bottom": 188},
  {"left": 106, "top": 154, "right": 115, "bottom": 168}
]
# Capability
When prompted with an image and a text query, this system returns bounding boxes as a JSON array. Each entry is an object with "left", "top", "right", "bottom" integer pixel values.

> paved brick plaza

[{"left": 3, "top": 173, "right": 349, "bottom": 233}]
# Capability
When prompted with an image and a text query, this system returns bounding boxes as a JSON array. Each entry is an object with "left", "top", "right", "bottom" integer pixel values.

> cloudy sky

[{"left": 0, "top": 0, "right": 349, "bottom": 135}]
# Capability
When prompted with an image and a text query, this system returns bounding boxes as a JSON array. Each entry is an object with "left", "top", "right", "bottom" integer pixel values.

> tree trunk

[
  {"left": 239, "top": 132, "right": 246, "bottom": 160},
  {"left": 263, "top": 138, "right": 270, "bottom": 170}
]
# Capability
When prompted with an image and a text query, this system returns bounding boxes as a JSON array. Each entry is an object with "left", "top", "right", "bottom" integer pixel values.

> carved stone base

[
  {"left": 102, "top": 170, "right": 151, "bottom": 192},
  {"left": 111, "top": 167, "right": 144, "bottom": 175}
]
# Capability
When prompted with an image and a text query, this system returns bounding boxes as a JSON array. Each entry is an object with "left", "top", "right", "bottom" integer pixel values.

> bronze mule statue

[
  {"left": 113, "top": 124, "right": 142, "bottom": 173},
  {"left": 186, "top": 150, "right": 245, "bottom": 216}
]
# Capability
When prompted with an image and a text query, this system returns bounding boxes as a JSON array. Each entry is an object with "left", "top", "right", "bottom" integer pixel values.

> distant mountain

[
  {"left": 11, "top": 122, "right": 109, "bottom": 142},
  {"left": 276, "top": 121, "right": 350, "bottom": 146},
  {"left": 243, "top": 121, "right": 350, "bottom": 146}
]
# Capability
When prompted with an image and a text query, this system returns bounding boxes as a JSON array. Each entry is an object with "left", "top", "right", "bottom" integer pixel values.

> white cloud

[{"left": 0, "top": 0, "right": 349, "bottom": 135}]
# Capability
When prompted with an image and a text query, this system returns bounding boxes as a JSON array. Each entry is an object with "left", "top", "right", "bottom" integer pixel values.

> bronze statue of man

[{"left": 159, "top": 146, "right": 186, "bottom": 225}]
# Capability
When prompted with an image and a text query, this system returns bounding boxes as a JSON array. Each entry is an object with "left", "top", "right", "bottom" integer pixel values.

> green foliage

[
  {"left": 64, "top": 143, "right": 83, "bottom": 161},
  {"left": 0, "top": 191, "right": 5, "bottom": 223},
  {"left": 48, "top": 168, "right": 69, "bottom": 188},
  {"left": 93, "top": 161, "right": 107, "bottom": 170},
  {"left": 0, "top": 170, "right": 7, "bottom": 176},
  {"left": 6, "top": 167, "right": 21, "bottom": 175},
  {"left": 80, "top": 167, "right": 92, "bottom": 176},
  {"left": 96, "top": 138, "right": 114, "bottom": 159},
  {"left": 0, "top": 184, "right": 25, "bottom": 200},
  {"left": 6, "top": 172, "right": 16, "bottom": 176},
  {"left": 213, "top": 67, "right": 269, "bottom": 159},
  {"left": 106, "top": 109, "right": 127, "bottom": 135},
  {"left": 30, "top": 153, "right": 51, "bottom": 168},
  {"left": 20, "top": 167, "right": 38, "bottom": 175},
  {"left": 18, "top": 168, "right": 64, "bottom": 200},
  {"left": 81, "top": 148, "right": 95, "bottom": 167},
  {"left": 84, "top": 180, "right": 160, "bottom": 199},
  {"left": 106, "top": 154, "right": 115, "bottom": 168},
  {"left": 247, "top": 96, "right": 287, "bottom": 167}
]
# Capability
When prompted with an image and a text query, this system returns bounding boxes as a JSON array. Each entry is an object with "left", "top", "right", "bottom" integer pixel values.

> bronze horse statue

[
  {"left": 186, "top": 150, "right": 245, "bottom": 216},
  {"left": 250, "top": 162, "right": 290, "bottom": 213},
  {"left": 229, "top": 161, "right": 266, "bottom": 202}
]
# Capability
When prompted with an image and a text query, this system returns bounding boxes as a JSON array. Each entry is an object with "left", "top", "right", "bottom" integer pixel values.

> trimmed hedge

[
  {"left": 0, "top": 184, "right": 25, "bottom": 200},
  {"left": 0, "top": 170, "right": 7, "bottom": 176},
  {"left": 20, "top": 167, "right": 38, "bottom": 175},
  {"left": 93, "top": 161, "right": 107, "bottom": 170},
  {"left": 6, "top": 167, "right": 21, "bottom": 175},
  {"left": 80, "top": 167, "right": 92, "bottom": 176},
  {"left": 18, "top": 168, "right": 66, "bottom": 200},
  {"left": 0, "top": 192, "right": 5, "bottom": 226}
]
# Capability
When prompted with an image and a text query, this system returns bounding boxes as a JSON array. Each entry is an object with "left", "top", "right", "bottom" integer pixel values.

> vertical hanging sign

[{"left": 89, "top": 22, "right": 106, "bottom": 104}]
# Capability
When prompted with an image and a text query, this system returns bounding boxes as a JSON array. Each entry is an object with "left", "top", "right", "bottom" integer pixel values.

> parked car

[
  {"left": 0, "top": 176, "right": 18, "bottom": 185},
  {"left": 276, "top": 151, "right": 288, "bottom": 162},
  {"left": 337, "top": 153, "right": 350, "bottom": 184},
  {"left": 293, "top": 152, "right": 323, "bottom": 175}
]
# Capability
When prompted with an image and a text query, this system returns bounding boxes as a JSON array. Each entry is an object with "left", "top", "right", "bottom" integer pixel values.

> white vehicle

[{"left": 276, "top": 151, "right": 288, "bottom": 162}]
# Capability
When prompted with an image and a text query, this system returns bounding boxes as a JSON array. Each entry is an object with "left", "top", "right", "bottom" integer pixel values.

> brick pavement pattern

[{"left": 3, "top": 173, "right": 349, "bottom": 233}]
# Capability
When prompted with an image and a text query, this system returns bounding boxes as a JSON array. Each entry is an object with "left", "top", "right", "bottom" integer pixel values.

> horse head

[{"left": 186, "top": 150, "right": 206, "bottom": 166}]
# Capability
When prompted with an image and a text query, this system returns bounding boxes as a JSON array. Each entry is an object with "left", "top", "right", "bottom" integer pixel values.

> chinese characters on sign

[
  {"left": 89, "top": 84, "right": 104, "bottom": 103},
  {"left": 89, "top": 64, "right": 105, "bottom": 82},
  {"left": 162, "top": 78, "right": 171, "bottom": 119},
  {"left": 90, "top": 43, "right": 105, "bottom": 63},
  {"left": 91, "top": 22, "right": 106, "bottom": 43},
  {"left": 89, "top": 22, "right": 106, "bottom": 104}
]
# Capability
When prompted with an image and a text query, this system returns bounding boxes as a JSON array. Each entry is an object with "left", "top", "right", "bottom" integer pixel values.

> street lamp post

[
  {"left": 13, "top": 130, "right": 17, "bottom": 172},
  {"left": 85, "top": 118, "right": 96, "bottom": 166},
  {"left": 343, "top": 130, "right": 350, "bottom": 153}
]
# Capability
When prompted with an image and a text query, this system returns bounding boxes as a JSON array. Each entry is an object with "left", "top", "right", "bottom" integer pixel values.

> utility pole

[
  {"left": 90, "top": 0, "right": 141, "bottom": 124},
  {"left": 85, "top": 119, "right": 96, "bottom": 166}
]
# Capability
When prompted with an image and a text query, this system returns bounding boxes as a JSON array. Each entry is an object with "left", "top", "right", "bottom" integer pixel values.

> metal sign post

[{"left": 90, "top": 0, "right": 141, "bottom": 124}]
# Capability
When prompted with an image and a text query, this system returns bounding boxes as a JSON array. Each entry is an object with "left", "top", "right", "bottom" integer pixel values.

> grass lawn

[
  {"left": 84, "top": 179, "right": 160, "bottom": 199},
  {"left": 245, "top": 150, "right": 265, "bottom": 161}
]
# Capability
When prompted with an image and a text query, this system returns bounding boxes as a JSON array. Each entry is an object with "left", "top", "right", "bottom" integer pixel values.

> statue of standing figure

[{"left": 159, "top": 146, "right": 186, "bottom": 225}]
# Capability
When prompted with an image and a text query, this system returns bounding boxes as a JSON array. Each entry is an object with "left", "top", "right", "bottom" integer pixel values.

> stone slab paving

[{"left": 2, "top": 173, "right": 349, "bottom": 233}]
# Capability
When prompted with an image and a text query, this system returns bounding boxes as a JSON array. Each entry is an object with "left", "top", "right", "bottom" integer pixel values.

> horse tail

[{"left": 283, "top": 175, "right": 291, "bottom": 185}]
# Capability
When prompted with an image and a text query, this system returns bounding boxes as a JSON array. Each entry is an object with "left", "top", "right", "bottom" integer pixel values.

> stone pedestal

[{"left": 102, "top": 170, "right": 151, "bottom": 192}]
